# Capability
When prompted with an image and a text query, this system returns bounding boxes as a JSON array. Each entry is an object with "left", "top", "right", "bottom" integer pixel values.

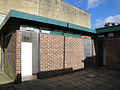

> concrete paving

[{"left": 0, "top": 68, "right": 120, "bottom": 90}]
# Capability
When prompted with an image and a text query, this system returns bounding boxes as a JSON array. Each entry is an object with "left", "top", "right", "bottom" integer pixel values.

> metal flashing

[
  {"left": 68, "top": 23, "right": 96, "bottom": 33},
  {"left": 9, "top": 10, "right": 67, "bottom": 28},
  {"left": 1, "top": 10, "right": 120, "bottom": 35},
  {"left": 96, "top": 25, "right": 120, "bottom": 33},
  {"left": 50, "top": 31, "right": 63, "bottom": 36}
]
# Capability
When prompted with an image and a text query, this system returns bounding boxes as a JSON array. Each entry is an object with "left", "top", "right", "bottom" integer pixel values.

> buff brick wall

[
  {"left": 40, "top": 33, "right": 64, "bottom": 71},
  {"left": 65, "top": 36, "right": 85, "bottom": 70},
  {"left": 104, "top": 38, "right": 120, "bottom": 70}
]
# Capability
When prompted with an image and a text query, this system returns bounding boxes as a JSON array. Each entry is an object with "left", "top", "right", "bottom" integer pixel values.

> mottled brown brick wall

[
  {"left": 40, "top": 34, "right": 64, "bottom": 71},
  {"left": 4, "top": 31, "right": 21, "bottom": 81},
  {"left": 4, "top": 32, "right": 16, "bottom": 80},
  {"left": 65, "top": 36, "right": 85, "bottom": 70},
  {"left": 104, "top": 39, "right": 120, "bottom": 70},
  {"left": 40, "top": 34, "right": 85, "bottom": 72}
]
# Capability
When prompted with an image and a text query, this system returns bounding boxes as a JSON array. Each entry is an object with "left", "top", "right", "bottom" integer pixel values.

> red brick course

[{"left": 15, "top": 31, "right": 22, "bottom": 74}]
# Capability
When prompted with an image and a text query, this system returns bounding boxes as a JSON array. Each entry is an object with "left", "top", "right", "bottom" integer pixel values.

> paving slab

[{"left": 0, "top": 68, "right": 120, "bottom": 90}]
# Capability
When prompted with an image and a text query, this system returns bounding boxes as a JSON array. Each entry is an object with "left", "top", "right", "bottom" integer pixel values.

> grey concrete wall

[{"left": 0, "top": 0, "right": 91, "bottom": 28}]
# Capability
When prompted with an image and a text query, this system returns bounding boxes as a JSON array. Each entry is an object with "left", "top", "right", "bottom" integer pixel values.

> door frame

[
  {"left": 20, "top": 30, "right": 39, "bottom": 81},
  {"left": 96, "top": 40, "right": 104, "bottom": 67}
]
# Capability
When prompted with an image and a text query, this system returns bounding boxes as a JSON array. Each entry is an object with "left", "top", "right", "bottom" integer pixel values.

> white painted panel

[
  {"left": 41, "top": 30, "right": 50, "bottom": 34},
  {"left": 21, "top": 42, "right": 32, "bottom": 78},
  {"left": 0, "top": 14, "right": 6, "bottom": 24}
]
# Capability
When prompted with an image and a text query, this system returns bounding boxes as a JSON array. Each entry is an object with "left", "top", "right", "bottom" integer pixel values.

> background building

[{"left": 0, "top": 0, "right": 91, "bottom": 28}]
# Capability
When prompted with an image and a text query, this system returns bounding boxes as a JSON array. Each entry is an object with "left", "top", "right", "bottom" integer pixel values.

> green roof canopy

[
  {"left": 96, "top": 25, "right": 120, "bottom": 34},
  {"left": 0, "top": 10, "right": 96, "bottom": 33},
  {"left": 1, "top": 10, "right": 119, "bottom": 34}
]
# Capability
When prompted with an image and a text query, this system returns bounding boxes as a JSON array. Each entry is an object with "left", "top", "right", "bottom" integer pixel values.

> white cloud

[
  {"left": 87, "top": 0, "right": 106, "bottom": 9},
  {"left": 95, "top": 14, "right": 120, "bottom": 27}
]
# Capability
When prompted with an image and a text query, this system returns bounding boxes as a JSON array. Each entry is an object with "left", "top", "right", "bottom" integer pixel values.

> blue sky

[{"left": 64, "top": 0, "right": 120, "bottom": 29}]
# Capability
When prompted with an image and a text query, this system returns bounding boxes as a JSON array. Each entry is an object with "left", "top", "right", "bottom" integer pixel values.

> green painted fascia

[
  {"left": 9, "top": 10, "right": 96, "bottom": 34},
  {"left": 96, "top": 26, "right": 120, "bottom": 33},
  {"left": 68, "top": 23, "right": 96, "bottom": 33},
  {"left": 40, "top": 31, "right": 82, "bottom": 38},
  {"left": 64, "top": 33, "right": 82, "bottom": 38},
  {"left": 0, "top": 10, "right": 97, "bottom": 34},
  {"left": 10, "top": 10, "right": 68, "bottom": 28},
  {"left": 50, "top": 31, "right": 63, "bottom": 36},
  {"left": 2, "top": 10, "right": 120, "bottom": 35}
]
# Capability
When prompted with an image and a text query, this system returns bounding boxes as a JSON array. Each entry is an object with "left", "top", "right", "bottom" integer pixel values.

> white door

[{"left": 21, "top": 42, "right": 32, "bottom": 81}]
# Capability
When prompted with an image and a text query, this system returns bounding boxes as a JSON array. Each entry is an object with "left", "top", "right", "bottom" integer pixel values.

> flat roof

[
  {"left": 0, "top": 10, "right": 96, "bottom": 34},
  {"left": 96, "top": 25, "right": 120, "bottom": 34}
]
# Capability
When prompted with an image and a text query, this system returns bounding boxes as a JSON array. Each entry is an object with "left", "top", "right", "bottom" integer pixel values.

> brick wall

[
  {"left": 40, "top": 33, "right": 64, "bottom": 71},
  {"left": 65, "top": 36, "right": 85, "bottom": 70},
  {"left": 3, "top": 31, "right": 87, "bottom": 80},
  {"left": 4, "top": 32, "right": 17, "bottom": 80},
  {"left": 15, "top": 31, "right": 22, "bottom": 75},
  {"left": 39, "top": 33, "right": 85, "bottom": 75},
  {"left": 104, "top": 38, "right": 120, "bottom": 70},
  {"left": 4, "top": 31, "right": 21, "bottom": 81},
  {"left": 3, "top": 31, "right": 86, "bottom": 80}
]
